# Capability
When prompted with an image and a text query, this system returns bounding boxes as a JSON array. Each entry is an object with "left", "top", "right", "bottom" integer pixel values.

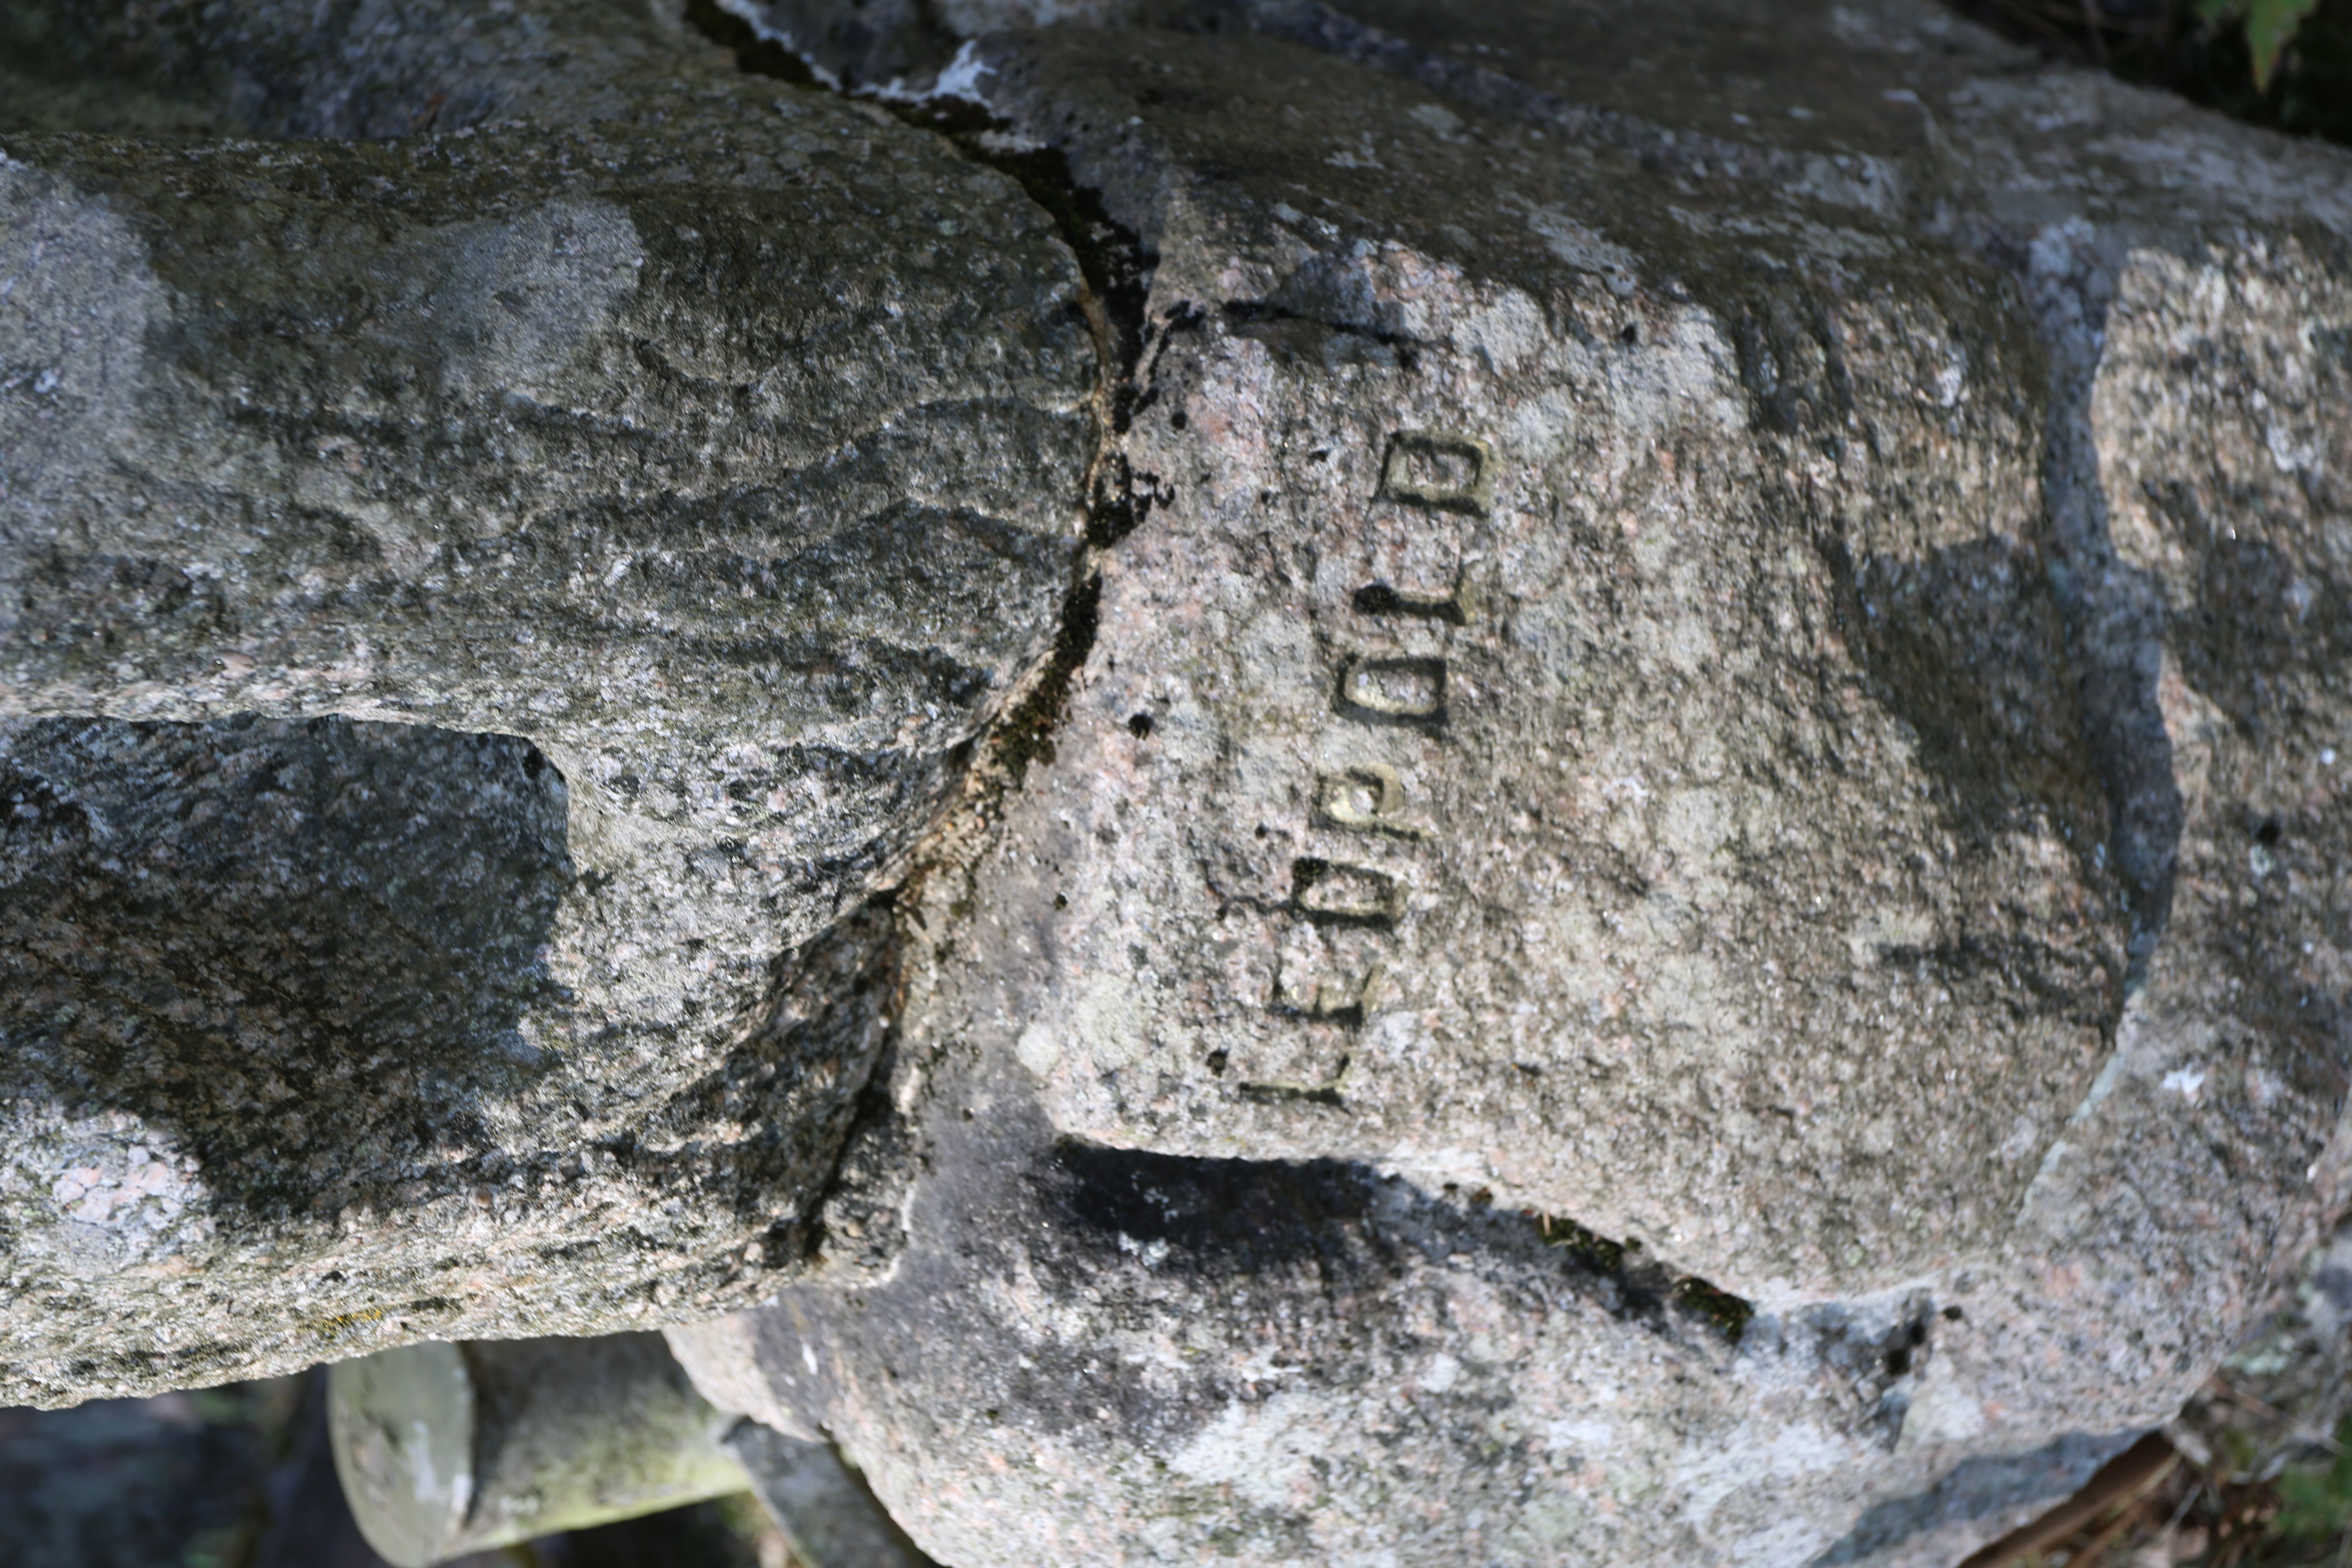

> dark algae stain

[
  {"left": 1534, "top": 1210, "right": 1755, "bottom": 1343},
  {"left": 1043, "top": 1142, "right": 1754, "bottom": 1344},
  {"left": 991, "top": 571, "right": 1102, "bottom": 784}
]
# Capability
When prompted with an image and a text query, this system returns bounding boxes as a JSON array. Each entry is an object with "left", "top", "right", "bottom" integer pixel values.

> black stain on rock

[{"left": 0, "top": 715, "right": 571, "bottom": 1227}]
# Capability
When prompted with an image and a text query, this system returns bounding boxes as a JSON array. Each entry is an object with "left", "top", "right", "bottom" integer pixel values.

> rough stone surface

[
  {"left": 727, "top": 1419, "right": 932, "bottom": 1568},
  {"left": 7, "top": 0, "right": 2352, "bottom": 1561},
  {"left": 0, "top": 0, "right": 1092, "bottom": 1403},
  {"left": 327, "top": 1332, "right": 745, "bottom": 1562},
  {"left": 929, "top": 18, "right": 2124, "bottom": 1305},
  {"left": 672, "top": 1, "right": 2352, "bottom": 1565}
]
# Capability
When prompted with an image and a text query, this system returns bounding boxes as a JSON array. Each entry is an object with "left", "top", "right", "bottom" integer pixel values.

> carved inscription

[
  {"left": 1352, "top": 581, "right": 1468, "bottom": 624},
  {"left": 1238, "top": 1075, "right": 1346, "bottom": 1107},
  {"left": 1336, "top": 656, "right": 1447, "bottom": 730},
  {"left": 1242, "top": 424, "right": 1498, "bottom": 1106},
  {"left": 1313, "top": 764, "right": 1422, "bottom": 840},
  {"left": 1291, "top": 858, "right": 1402, "bottom": 929},
  {"left": 1377, "top": 430, "right": 1494, "bottom": 516},
  {"left": 1273, "top": 958, "right": 1385, "bottom": 1026}
]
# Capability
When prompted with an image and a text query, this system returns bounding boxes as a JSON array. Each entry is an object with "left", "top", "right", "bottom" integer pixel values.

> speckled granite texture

[
  {"left": 0, "top": 0, "right": 1090, "bottom": 1401},
  {"left": 5, "top": 0, "right": 2352, "bottom": 1563},
  {"left": 673, "top": 2, "right": 2352, "bottom": 1565}
]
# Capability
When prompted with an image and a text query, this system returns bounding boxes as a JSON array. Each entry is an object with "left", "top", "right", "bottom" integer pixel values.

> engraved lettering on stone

[
  {"left": 1273, "top": 957, "right": 1386, "bottom": 1027},
  {"left": 1352, "top": 581, "right": 1468, "bottom": 624},
  {"left": 1291, "top": 858, "right": 1403, "bottom": 929},
  {"left": 1336, "top": 656, "right": 1447, "bottom": 730},
  {"left": 1252, "top": 428, "right": 1498, "bottom": 1036},
  {"left": 1237, "top": 1064, "right": 1348, "bottom": 1108},
  {"left": 1377, "top": 430, "right": 1495, "bottom": 516},
  {"left": 1312, "top": 764, "right": 1423, "bottom": 840}
]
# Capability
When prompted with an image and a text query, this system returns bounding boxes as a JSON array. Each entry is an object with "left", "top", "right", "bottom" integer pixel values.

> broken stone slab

[
  {"left": 726, "top": 1421, "right": 933, "bottom": 1568},
  {"left": 0, "top": 0, "right": 1093, "bottom": 1405},
  {"left": 0, "top": 714, "right": 916, "bottom": 1404},
  {"left": 743, "top": 0, "right": 2130, "bottom": 1306},
  {"left": 674, "top": 1040, "right": 1944, "bottom": 1568},
  {"left": 673, "top": 1, "right": 2352, "bottom": 1564},
  {"left": 3, "top": 0, "right": 2347, "bottom": 1560},
  {"left": 327, "top": 1330, "right": 929, "bottom": 1568},
  {"left": 329, "top": 1331, "right": 748, "bottom": 1565}
]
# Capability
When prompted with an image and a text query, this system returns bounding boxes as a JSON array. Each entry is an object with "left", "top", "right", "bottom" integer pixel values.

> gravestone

[
  {"left": 673, "top": 2, "right": 2352, "bottom": 1566},
  {"left": 3, "top": 1, "right": 2350, "bottom": 1564}
]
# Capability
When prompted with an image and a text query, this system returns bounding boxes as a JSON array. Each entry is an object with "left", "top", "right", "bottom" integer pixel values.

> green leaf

[
  {"left": 2197, "top": 0, "right": 2243, "bottom": 21},
  {"left": 2245, "top": 0, "right": 2321, "bottom": 89}
]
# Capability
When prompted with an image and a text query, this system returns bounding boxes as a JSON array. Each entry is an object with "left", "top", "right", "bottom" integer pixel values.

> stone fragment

[
  {"left": 958, "top": 20, "right": 2118, "bottom": 1303},
  {"left": 329, "top": 1332, "right": 747, "bottom": 1565},
  {"left": 0, "top": 0, "right": 1093, "bottom": 1404},
  {"left": 727, "top": 1421, "right": 933, "bottom": 1568},
  {"left": 6, "top": 0, "right": 2351, "bottom": 1561},
  {"left": 675, "top": 0, "right": 2352, "bottom": 1564},
  {"left": 676, "top": 1045, "right": 1946, "bottom": 1568}
]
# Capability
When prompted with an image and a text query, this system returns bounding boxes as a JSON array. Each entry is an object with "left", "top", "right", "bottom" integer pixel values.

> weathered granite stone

[
  {"left": 7, "top": 0, "right": 2352, "bottom": 1560},
  {"left": 671, "top": 0, "right": 2352, "bottom": 1564},
  {"left": 927, "top": 21, "right": 2123, "bottom": 1306},
  {"left": 676, "top": 1041, "right": 1950, "bottom": 1568},
  {"left": 0, "top": 0, "right": 1093, "bottom": 1404},
  {"left": 329, "top": 1332, "right": 746, "bottom": 1564},
  {"left": 726, "top": 1420, "right": 933, "bottom": 1568}
]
